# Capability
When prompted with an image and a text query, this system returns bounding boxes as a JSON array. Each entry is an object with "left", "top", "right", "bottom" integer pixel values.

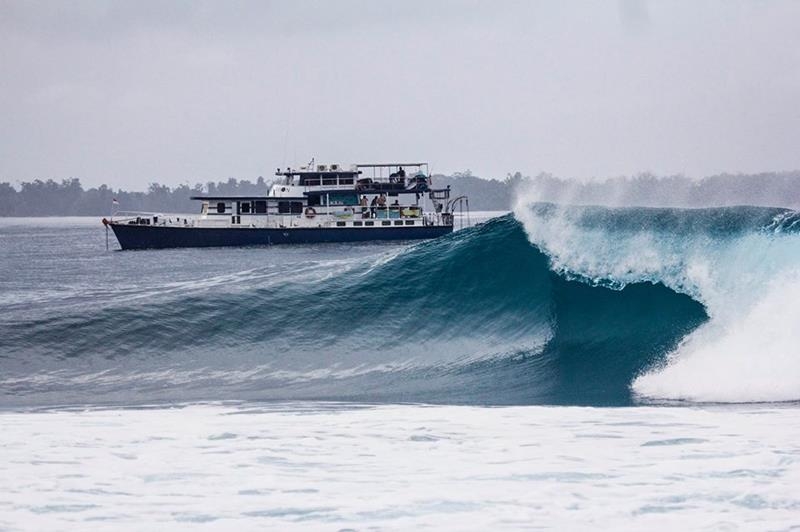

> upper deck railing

[
  {"left": 270, "top": 163, "right": 432, "bottom": 192},
  {"left": 355, "top": 163, "right": 428, "bottom": 181}
]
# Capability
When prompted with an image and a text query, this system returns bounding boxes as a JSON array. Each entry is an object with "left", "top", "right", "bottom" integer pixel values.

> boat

[{"left": 103, "top": 162, "right": 469, "bottom": 250}]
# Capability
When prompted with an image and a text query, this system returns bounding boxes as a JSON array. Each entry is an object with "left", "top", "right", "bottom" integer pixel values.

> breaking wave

[
  {"left": 2, "top": 201, "right": 799, "bottom": 407},
  {"left": 514, "top": 197, "right": 800, "bottom": 404}
]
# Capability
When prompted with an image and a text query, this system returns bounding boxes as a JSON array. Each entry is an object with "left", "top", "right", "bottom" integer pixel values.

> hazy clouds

[{"left": 2, "top": 1, "right": 799, "bottom": 189}]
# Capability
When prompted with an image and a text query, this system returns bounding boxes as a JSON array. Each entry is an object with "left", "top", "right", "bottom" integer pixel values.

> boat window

[
  {"left": 394, "top": 220, "right": 403, "bottom": 225},
  {"left": 278, "top": 201, "right": 303, "bottom": 214},
  {"left": 365, "top": 221, "right": 374, "bottom": 226},
  {"left": 336, "top": 221, "right": 346, "bottom": 227},
  {"left": 300, "top": 173, "right": 321, "bottom": 186},
  {"left": 240, "top": 202, "right": 251, "bottom": 214},
  {"left": 254, "top": 200, "right": 267, "bottom": 214},
  {"left": 382, "top": 221, "right": 391, "bottom": 226},
  {"left": 217, "top": 202, "right": 226, "bottom": 214},
  {"left": 405, "top": 220, "right": 415, "bottom": 225},
  {"left": 308, "top": 195, "right": 321, "bottom": 207},
  {"left": 329, "top": 193, "right": 358, "bottom": 206},
  {"left": 353, "top": 221, "right": 363, "bottom": 227}
]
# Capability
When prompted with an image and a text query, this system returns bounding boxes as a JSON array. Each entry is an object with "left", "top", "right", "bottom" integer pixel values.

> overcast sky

[{"left": 1, "top": 1, "right": 799, "bottom": 189}]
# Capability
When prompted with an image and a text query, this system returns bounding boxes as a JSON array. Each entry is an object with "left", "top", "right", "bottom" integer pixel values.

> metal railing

[
  {"left": 107, "top": 201, "right": 468, "bottom": 230},
  {"left": 447, "top": 196, "right": 470, "bottom": 230}
]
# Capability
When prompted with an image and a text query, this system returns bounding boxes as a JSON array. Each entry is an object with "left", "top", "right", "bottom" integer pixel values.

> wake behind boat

[{"left": 103, "top": 162, "right": 468, "bottom": 250}]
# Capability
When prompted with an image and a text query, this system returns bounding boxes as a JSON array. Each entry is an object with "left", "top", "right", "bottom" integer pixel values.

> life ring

[{"left": 305, "top": 207, "right": 316, "bottom": 218}]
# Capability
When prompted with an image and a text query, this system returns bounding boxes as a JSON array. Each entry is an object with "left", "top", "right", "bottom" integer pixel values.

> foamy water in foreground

[{"left": 2, "top": 403, "right": 800, "bottom": 531}]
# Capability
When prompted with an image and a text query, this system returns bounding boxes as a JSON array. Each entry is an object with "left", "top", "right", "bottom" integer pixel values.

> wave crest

[{"left": 514, "top": 184, "right": 800, "bottom": 404}]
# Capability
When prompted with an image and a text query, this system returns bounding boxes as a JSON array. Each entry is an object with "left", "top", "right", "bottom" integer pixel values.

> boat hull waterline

[{"left": 109, "top": 223, "right": 453, "bottom": 250}]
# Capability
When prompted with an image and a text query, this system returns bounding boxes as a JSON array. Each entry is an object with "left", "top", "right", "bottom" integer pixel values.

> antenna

[{"left": 281, "top": 128, "right": 289, "bottom": 169}]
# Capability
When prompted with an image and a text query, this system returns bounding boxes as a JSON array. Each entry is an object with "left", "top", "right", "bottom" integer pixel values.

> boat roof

[
  {"left": 355, "top": 162, "right": 427, "bottom": 168},
  {"left": 274, "top": 162, "right": 429, "bottom": 176},
  {"left": 275, "top": 163, "right": 361, "bottom": 176}
]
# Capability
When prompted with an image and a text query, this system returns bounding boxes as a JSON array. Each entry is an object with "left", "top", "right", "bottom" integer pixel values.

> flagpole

[
  {"left": 107, "top": 197, "right": 112, "bottom": 251},
  {"left": 107, "top": 196, "right": 118, "bottom": 251}
]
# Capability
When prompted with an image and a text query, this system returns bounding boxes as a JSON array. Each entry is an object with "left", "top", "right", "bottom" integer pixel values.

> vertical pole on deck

[{"left": 107, "top": 199, "right": 111, "bottom": 250}]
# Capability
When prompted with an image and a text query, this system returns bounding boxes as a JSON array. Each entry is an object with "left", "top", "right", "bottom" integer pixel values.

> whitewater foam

[
  {"left": 633, "top": 272, "right": 800, "bottom": 403},
  {"left": 3, "top": 402, "right": 800, "bottom": 530}
]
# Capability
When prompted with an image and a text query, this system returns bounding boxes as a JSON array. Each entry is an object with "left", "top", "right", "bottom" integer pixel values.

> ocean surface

[{"left": 1, "top": 205, "right": 800, "bottom": 530}]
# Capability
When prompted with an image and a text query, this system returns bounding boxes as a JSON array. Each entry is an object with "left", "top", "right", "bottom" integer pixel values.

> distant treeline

[
  {"left": 2, "top": 171, "right": 800, "bottom": 216},
  {"left": 0, "top": 177, "right": 271, "bottom": 216}
]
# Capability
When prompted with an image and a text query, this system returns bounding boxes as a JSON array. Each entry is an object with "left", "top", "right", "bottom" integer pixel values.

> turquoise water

[{"left": 3, "top": 206, "right": 799, "bottom": 406}]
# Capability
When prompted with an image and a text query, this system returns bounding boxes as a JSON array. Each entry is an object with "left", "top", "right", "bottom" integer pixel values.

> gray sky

[{"left": 2, "top": 0, "right": 799, "bottom": 190}]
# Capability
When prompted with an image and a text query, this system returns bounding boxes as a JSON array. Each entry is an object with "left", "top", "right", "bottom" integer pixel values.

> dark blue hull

[{"left": 110, "top": 223, "right": 453, "bottom": 250}]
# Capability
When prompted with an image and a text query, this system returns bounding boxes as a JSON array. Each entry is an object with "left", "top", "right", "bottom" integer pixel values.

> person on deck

[{"left": 377, "top": 194, "right": 387, "bottom": 218}]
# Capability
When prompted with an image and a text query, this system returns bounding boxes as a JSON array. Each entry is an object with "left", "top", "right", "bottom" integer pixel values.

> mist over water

[{"left": 512, "top": 171, "right": 800, "bottom": 210}]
